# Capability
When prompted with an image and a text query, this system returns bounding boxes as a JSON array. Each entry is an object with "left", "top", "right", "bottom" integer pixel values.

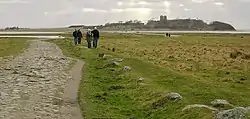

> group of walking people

[
  {"left": 73, "top": 29, "right": 83, "bottom": 45},
  {"left": 73, "top": 27, "right": 100, "bottom": 49}
]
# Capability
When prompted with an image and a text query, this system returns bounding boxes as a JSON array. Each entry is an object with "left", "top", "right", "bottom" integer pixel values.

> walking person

[
  {"left": 91, "top": 27, "right": 100, "bottom": 48},
  {"left": 73, "top": 29, "right": 78, "bottom": 46},
  {"left": 86, "top": 29, "right": 92, "bottom": 48},
  {"left": 77, "top": 29, "right": 83, "bottom": 44}
]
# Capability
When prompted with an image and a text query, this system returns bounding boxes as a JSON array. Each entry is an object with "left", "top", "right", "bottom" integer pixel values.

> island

[{"left": 69, "top": 15, "right": 236, "bottom": 31}]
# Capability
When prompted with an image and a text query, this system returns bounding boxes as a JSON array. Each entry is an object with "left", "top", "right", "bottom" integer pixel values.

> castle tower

[
  {"left": 160, "top": 15, "right": 164, "bottom": 22},
  {"left": 160, "top": 15, "right": 167, "bottom": 22},
  {"left": 163, "top": 16, "right": 167, "bottom": 21}
]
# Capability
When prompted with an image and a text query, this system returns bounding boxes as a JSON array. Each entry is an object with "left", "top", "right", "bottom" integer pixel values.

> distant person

[
  {"left": 91, "top": 27, "right": 100, "bottom": 48},
  {"left": 73, "top": 29, "right": 78, "bottom": 46},
  {"left": 165, "top": 33, "right": 169, "bottom": 37},
  {"left": 77, "top": 29, "right": 83, "bottom": 44},
  {"left": 85, "top": 29, "right": 92, "bottom": 48}
]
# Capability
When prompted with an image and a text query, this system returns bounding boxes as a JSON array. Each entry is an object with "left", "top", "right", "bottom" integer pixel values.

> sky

[{"left": 0, "top": 0, "right": 249, "bottom": 29}]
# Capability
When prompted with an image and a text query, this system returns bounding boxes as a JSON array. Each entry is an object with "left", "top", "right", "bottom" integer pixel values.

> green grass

[
  {"left": 51, "top": 33, "right": 250, "bottom": 119},
  {"left": 0, "top": 38, "right": 29, "bottom": 57}
]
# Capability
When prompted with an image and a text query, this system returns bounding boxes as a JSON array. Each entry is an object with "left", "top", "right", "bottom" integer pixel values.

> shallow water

[
  {"left": 0, "top": 32, "right": 63, "bottom": 34},
  {"left": 103, "top": 30, "right": 250, "bottom": 34},
  {"left": 1, "top": 31, "right": 250, "bottom": 34},
  {"left": 0, "top": 36, "right": 65, "bottom": 39}
]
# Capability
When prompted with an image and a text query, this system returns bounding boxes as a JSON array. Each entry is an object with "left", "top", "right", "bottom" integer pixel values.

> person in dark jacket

[
  {"left": 73, "top": 29, "right": 78, "bottom": 46},
  {"left": 91, "top": 27, "right": 100, "bottom": 48},
  {"left": 85, "top": 29, "right": 92, "bottom": 48},
  {"left": 77, "top": 29, "right": 83, "bottom": 44}
]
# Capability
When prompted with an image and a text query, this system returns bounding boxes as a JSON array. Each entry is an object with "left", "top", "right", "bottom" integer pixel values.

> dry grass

[{"left": 100, "top": 34, "right": 250, "bottom": 79}]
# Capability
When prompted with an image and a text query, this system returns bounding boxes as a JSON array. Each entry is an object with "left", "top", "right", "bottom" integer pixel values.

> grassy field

[
  {"left": 0, "top": 38, "right": 29, "bottom": 57},
  {"left": 52, "top": 33, "right": 250, "bottom": 119}
]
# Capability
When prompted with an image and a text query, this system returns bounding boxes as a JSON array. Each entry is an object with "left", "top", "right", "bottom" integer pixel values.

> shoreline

[{"left": 0, "top": 30, "right": 250, "bottom": 35}]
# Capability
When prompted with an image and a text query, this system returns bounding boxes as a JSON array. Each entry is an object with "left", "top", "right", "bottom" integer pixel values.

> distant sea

[
  {"left": 103, "top": 30, "right": 250, "bottom": 34},
  {"left": 0, "top": 30, "right": 250, "bottom": 34}
]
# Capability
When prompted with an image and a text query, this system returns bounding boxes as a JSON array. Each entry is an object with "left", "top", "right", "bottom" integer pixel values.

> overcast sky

[{"left": 0, "top": 0, "right": 249, "bottom": 29}]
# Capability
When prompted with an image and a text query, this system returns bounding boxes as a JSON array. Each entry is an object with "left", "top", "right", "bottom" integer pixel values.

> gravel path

[{"left": 0, "top": 40, "right": 83, "bottom": 119}]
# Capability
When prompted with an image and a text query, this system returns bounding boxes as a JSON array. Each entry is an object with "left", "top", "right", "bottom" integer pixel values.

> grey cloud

[
  {"left": 0, "top": 0, "right": 29, "bottom": 4},
  {"left": 0, "top": 0, "right": 249, "bottom": 29}
]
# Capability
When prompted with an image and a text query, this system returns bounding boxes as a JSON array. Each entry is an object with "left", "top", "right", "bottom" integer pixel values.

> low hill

[
  {"left": 146, "top": 19, "right": 236, "bottom": 31},
  {"left": 68, "top": 19, "right": 236, "bottom": 31},
  {"left": 207, "top": 21, "right": 236, "bottom": 31}
]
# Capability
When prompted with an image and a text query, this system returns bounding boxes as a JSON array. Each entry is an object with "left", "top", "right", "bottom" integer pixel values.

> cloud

[
  {"left": 163, "top": 1, "right": 170, "bottom": 7},
  {"left": 82, "top": 8, "right": 107, "bottom": 13},
  {"left": 184, "top": 8, "right": 192, "bottom": 11},
  {"left": 123, "top": 8, "right": 153, "bottom": 21},
  {"left": 111, "top": 7, "right": 152, "bottom": 13},
  {"left": 109, "top": 7, "right": 152, "bottom": 21},
  {"left": 191, "top": 0, "right": 211, "bottom": 3},
  {"left": 0, "top": 0, "right": 249, "bottom": 29},
  {"left": 214, "top": 2, "right": 224, "bottom": 6},
  {"left": 239, "top": 0, "right": 250, "bottom": 2},
  {"left": 129, "top": 1, "right": 136, "bottom": 6},
  {"left": 117, "top": 1, "right": 123, "bottom": 6},
  {"left": 0, "top": 0, "right": 29, "bottom": 4},
  {"left": 138, "top": 1, "right": 149, "bottom": 5},
  {"left": 126, "top": 8, "right": 152, "bottom": 12},
  {"left": 162, "top": 1, "right": 171, "bottom": 15},
  {"left": 111, "top": 9, "right": 124, "bottom": 13},
  {"left": 44, "top": 12, "right": 48, "bottom": 16}
]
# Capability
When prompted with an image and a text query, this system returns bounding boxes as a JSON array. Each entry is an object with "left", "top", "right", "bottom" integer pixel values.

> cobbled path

[{"left": 0, "top": 40, "right": 82, "bottom": 119}]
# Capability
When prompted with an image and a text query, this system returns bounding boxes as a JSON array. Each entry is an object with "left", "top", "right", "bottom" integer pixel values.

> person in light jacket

[{"left": 86, "top": 29, "right": 92, "bottom": 48}]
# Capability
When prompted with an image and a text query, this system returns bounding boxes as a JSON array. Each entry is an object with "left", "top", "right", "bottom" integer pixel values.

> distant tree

[
  {"left": 105, "top": 22, "right": 110, "bottom": 26},
  {"left": 125, "top": 20, "right": 133, "bottom": 24},
  {"left": 133, "top": 20, "right": 142, "bottom": 23}
]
